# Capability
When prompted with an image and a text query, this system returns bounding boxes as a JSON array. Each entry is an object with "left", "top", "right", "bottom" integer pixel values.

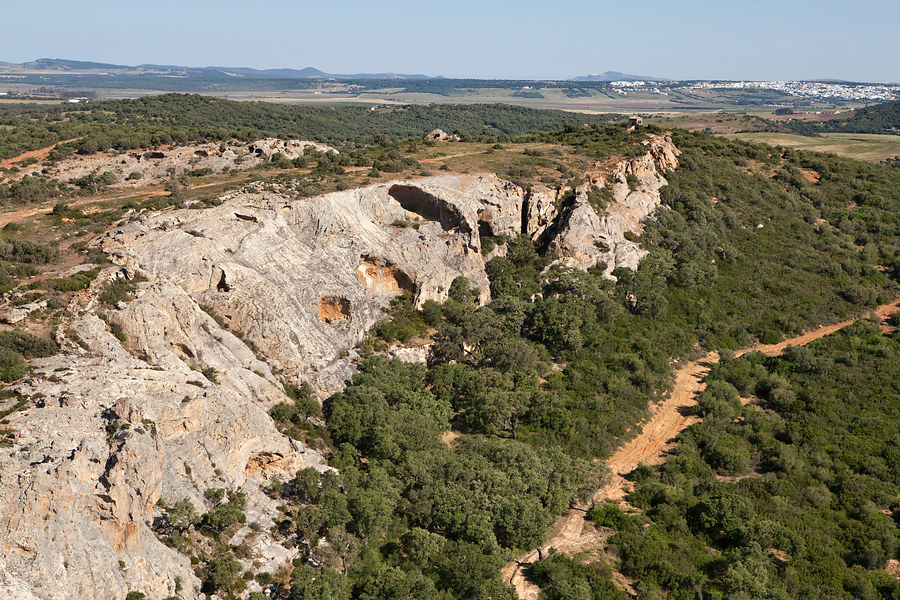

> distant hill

[
  {"left": 0, "top": 93, "right": 623, "bottom": 159},
  {"left": 784, "top": 99, "right": 900, "bottom": 136},
  {"left": 0, "top": 58, "right": 437, "bottom": 80},
  {"left": 22, "top": 58, "right": 126, "bottom": 70},
  {"left": 570, "top": 70, "right": 668, "bottom": 82}
]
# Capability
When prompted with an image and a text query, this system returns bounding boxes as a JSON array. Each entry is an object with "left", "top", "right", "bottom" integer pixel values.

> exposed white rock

[
  {"left": 0, "top": 275, "right": 328, "bottom": 600},
  {"left": 423, "top": 129, "right": 459, "bottom": 142},
  {"left": 523, "top": 185, "right": 559, "bottom": 242},
  {"left": 95, "top": 173, "right": 529, "bottom": 393},
  {"left": 545, "top": 134, "right": 679, "bottom": 275},
  {"left": 13, "top": 138, "right": 337, "bottom": 187}
]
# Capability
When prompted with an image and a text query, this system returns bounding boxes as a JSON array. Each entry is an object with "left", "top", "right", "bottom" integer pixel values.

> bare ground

[
  {"left": 503, "top": 299, "right": 900, "bottom": 599},
  {"left": 0, "top": 138, "right": 82, "bottom": 169}
]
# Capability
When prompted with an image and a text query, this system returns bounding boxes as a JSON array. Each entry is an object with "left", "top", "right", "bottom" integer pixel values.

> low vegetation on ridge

[{"left": 201, "top": 128, "right": 900, "bottom": 599}]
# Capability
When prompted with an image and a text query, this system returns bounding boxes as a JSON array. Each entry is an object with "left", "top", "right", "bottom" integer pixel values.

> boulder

[{"left": 424, "top": 129, "right": 459, "bottom": 142}]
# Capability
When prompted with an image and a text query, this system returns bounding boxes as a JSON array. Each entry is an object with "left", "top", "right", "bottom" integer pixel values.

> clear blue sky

[{"left": 2, "top": 0, "right": 898, "bottom": 81}]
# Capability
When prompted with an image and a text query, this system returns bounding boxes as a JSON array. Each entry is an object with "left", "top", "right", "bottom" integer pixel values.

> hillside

[
  {"left": 0, "top": 102, "right": 897, "bottom": 599},
  {"left": 0, "top": 58, "right": 435, "bottom": 80},
  {"left": 784, "top": 99, "right": 900, "bottom": 136},
  {"left": 0, "top": 94, "right": 619, "bottom": 160}
]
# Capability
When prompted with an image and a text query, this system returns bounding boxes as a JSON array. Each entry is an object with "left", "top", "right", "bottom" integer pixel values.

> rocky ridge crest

[
  {"left": 12, "top": 138, "right": 337, "bottom": 187},
  {"left": 0, "top": 134, "right": 677, "bottom": 599}
]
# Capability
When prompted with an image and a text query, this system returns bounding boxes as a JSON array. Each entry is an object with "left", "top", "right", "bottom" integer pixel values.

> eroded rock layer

[{"left": 0, "top": 136, "right": 677, "bottom": 600}]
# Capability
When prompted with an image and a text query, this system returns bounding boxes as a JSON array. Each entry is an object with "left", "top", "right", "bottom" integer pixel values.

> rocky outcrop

[
  {"left": 0, "top": 264, "right": 330, "bottom": 599},
  {"left": 14, "top": 138, "right": 336, "bottom": 187},
  {"left": 423, "top": 129, "right": 459, "bottom": 142},
  {"left": 0, "top": 136, "right": 679, "bottom": 600},
  {"left": 94, "top": 174, "right": 529, "bottom": 394},
  {"left": 544, "top": 134, "right": 679, "bottom": 275},
  {"left": 523, "top": 185, "right": 559, "bottom": 242}
]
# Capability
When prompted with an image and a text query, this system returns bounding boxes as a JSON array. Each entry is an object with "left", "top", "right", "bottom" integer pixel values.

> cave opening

[{"left": 388, "top": 185, "right": 468, "bottom": 232}]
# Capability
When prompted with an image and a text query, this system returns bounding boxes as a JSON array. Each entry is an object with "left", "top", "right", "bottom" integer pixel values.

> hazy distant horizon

[
  {"left": 2, "top": 0, "right": 898, "bottom": 83},
  {"left": 3, "top": 58, "right": 899, "bottom": 85}
]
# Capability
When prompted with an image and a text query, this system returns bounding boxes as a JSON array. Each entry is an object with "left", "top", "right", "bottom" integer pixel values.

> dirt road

[
  {"left": 0, "top": 179, "right": 239, "bottom": 229},
  {"left": 0, "top": 138, "right": 82, "bottom": 170},
  {"left": 503, "top": 299, "right": 900, "bottom": 599}
]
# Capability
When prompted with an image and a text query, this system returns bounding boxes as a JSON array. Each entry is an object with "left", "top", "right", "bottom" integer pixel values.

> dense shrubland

[
  {"left": 600, "top": 320, "right": 900, "bottom": 599},
  {"left": 783, "top": 99, "right": 900, "bottom": 136},
  {"left": 238, "top": 130, "right": 900, "bottom": 598},
  {"left": 0, "top": 94, "right": 618, "bottom": 160}
]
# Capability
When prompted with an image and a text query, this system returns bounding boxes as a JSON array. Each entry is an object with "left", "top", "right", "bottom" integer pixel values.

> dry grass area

[{"left": 725, "top": 132, "right": 900, "bottom": 163}]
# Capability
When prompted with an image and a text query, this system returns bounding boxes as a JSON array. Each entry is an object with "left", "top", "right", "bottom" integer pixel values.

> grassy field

[{"left": 725, "top": 131, "right": 900, "bottom": 162}]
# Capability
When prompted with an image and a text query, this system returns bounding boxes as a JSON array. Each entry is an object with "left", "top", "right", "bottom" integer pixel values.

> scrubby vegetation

[
  {"left": 602, "top": 320, "right": 900, "bottom": 599},
  {"left": 784, "top": 99, "right": 900, "bottom": 136},
  {"left": 0, "top": 330, "right": 58, "bottom": 381},
  {"left": 0, "top": 94, "right": 618, "bottom": 160},
  {"left": 252, "top": 129, "right": 899, "bottom": 598}
]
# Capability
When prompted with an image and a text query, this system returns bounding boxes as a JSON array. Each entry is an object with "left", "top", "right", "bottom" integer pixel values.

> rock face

[
  {"left": 95, "top": 173, "right": 529, "bottom": 394},
  {"left": 423, "top": 129, "right": 459, "bottom": 142},
  {"left": 13, "top": 138, "right": 336, "bottom": 187},
  {"left": 0, "top": 290, "right": 329, "bottom": 600},
  {"left": 545, "top": 134, "right": 679, "bottom": 275},
  {"left": 0, "top": 136, "right": 678, "bottom": 600}
]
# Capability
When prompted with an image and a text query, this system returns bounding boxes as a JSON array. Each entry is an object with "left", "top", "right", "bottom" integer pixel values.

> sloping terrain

[
  {"left": 0, "top": 105, "right": 898, "bottom": 599},
  {"left": 0, "top": 136, "right": 678, "bottom": 599},
  {"left": 503, "top": 298, "right": 900, "bottom": 599}
]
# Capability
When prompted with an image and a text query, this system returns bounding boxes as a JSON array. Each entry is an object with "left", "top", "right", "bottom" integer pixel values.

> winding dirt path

[
  {"left": 0, "top": 138, "right": 82, "bottom": 170},
  {"left": 503, "top": 299, "right": 900, "bottom": 599}
]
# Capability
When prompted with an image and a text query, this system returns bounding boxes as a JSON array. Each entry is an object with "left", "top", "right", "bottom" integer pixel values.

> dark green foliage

[
  {"left": 372, "top": 291, "right": 432, "bottom": 344},
  {"left": 0, "top": 239, "right": 57, "bottom": 264},
  {"left": 200, "top": 366, "right": 219, "bottom": 384},
  {"left": 258, "top": 355, "right": 602, "bottom": 598},
  {"left": 371, "top": 149, "right": 419, "bottom": 173},
  {"left": 270, "top": 381, "right": 323, "bottom": 442},
  {"left": 186, "top": 167, "right": 213, "bottom": 177},
  {"left": 203, "top": 546, "right": 242, "bottom": 594},
  {"left": 613, "top": 321, "right": 900, "bottom": 599},
  {"left": 0, "top": 175, "right": 70, "bottom": 204},
  {"left": 200, "top": 489, "right": 246, "bottom": 535},
  {"left": 99, "top": 275, "right": 146, "bottom": 306},
  {"left": 71, "top": 170, "right": 116, "bottom": 191},
  {"left": 0, "top": 94, "right": 619, "bottom": 160},
  {"left": 0, "top": 330, "right": 58, "bottom": 382},
  {"left": 41, "top": 267, "right": 101, "bottom": 292},
  {"left": 530, "top": 554, "right": 627, "bottom": 600},
  {"left": 625, "top": 173, "right": 640, "bottom": 191},
  {"left": 785, "top": 99, "right": 900, "bottom": 136}
]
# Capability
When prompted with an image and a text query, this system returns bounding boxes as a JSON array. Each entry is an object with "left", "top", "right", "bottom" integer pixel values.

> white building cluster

[
  {"left": 607, "top": 79, "right": 899, "bottom": 102},
  {"left": 686, "top": 80, "right": 900, "bottom": 101}
]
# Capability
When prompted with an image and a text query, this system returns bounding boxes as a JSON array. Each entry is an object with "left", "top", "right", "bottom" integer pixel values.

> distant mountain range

[
  {"left": 570, "top": 71, "right": 669, "bottom": 82},
  {"left": 0, "top": 58, "right": 439, "bottom": 80},
  {"left": 0, "top": 59, "right": 678, "bottom": 83}
]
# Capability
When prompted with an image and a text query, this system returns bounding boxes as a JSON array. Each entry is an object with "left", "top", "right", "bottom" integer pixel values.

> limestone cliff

[
  {"left": 0, "top": 136, "right": 678, "bottom": 600},
  {"left": 545, "top": 133, "right": 680, "bottom": 275}
]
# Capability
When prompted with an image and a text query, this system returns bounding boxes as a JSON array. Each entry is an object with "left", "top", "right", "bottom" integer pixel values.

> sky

[{"left": 2, "top": 0, "right": 898, "bottom": 82}]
